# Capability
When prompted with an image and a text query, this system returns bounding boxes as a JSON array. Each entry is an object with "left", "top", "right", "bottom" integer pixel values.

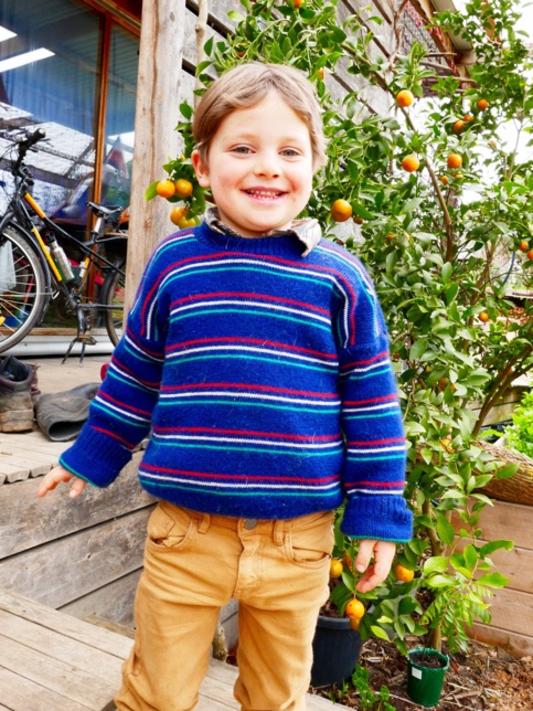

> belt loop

[
  {"left": 197, "top": 513, "right": 210, "bottom": 534},
  {"left": 273, "top": 519, "right": 285, "bottom": 546}
]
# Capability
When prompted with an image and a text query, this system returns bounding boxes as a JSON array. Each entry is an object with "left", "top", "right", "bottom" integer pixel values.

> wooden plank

[
  {"left": 0, "top": 509, "right": 149, "bottom": 607},
  {"left": 0, "top": 608, "right": 121, "bottom": 687},
  {"left": 470, "top": 622, "right": 533, "bottom": 658},
  {"left": 60, "top": 569, "right": 142, "bottom": 627},
  {"left": 488, "top": 588, "right": 533, "bottom": 637},
  {"left": 0, "top": 634, "right": 116, "bottom": 710},
  {"left": 0, "top": 589, "right": 132, "bottom": 658},
  {"left": 0, "top": 667, "right": 93, "bottom": 711},
  {"left": 0, "top": 454, "right": 154, "bottom": 558},
  {"left": 453, "top": 500, "right": 533, "bottom": 550},
  {"left": 454, "top": 539, "right": 533, "bottom": 594}
]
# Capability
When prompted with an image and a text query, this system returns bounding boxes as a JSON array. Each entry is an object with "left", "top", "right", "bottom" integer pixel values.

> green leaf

[
  {"left": 426, "top": 574, "right": 453, "bottom": 588},
  {"left": 179, "top": 102, "right": 193, "bottom": 119},
  {"left": 370, "top": 625, "right": 390, "bottom": 641},
  {"left": 441, "top": 262, "right": 453, "bottom": 283},
  {"left": 227, "top": 10, "right": 244, "bottom": 22},
  {"left": 409, "top": 339, "right": 427, "bottom": 360},
  {"left": 423, "top": 556, "right": 448, "bottom": 574},
  {"left": 479, "top": 540, "right": 514, "bottom": 557},
  {"left": 477, "top": 572, "right": 509, "bottom": 588},
  {"left": 144, "top": 181, "right": 159, "bottom": 201},
  {"left": 436, "top": 513, "right": 455, "bottom": 545},
  {"left": 463, "top": 544, "right": 479, "bottom": 571}
]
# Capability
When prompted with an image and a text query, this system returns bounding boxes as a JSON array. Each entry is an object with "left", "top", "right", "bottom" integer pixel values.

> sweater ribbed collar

[{"left": 204, "top": 207, "right": 321, "bottom": 257}]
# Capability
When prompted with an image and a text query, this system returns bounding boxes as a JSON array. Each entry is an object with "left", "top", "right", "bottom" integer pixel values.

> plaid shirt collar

[{"left": 204, "top": 207, "right": 321, "bottom": 257}]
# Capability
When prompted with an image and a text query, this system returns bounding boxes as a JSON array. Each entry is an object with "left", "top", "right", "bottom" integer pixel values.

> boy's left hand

[{"left": 354, "top": 540, "right": 396, "bottom": 592}]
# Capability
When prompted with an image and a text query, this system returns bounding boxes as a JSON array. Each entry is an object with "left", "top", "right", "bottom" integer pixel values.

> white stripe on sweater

[
  {"left": 140, "top": 470, "right": 341, "bottom": 490},
  {"left": 166, "top": 344, "right": 338, "bottom": 368},
  {"left": 152, "top": 432, "right": 343, "bottom": 449},
  {"left": 170, "top": 299, "right": 331, "bottom": 325},
  {"left": 158, "top": 390, "right": 341, "bottom": 406}
]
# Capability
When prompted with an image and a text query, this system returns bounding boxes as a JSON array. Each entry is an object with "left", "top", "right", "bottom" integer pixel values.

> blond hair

[{"left": 192, "top": 62, "right": 326, "bottom": 170}]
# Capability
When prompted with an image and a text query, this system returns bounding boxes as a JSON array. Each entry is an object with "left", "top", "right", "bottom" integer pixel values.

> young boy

[{"left": 38, "top": 62, "right": 412, "bottom": 711}]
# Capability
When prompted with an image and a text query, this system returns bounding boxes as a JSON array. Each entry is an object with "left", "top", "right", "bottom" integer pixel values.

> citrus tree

[{"left": 149, "top": 0, "right": 532, "bottom": 654}]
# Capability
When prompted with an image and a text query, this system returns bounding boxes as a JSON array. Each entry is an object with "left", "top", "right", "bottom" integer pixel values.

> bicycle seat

[{"left": 88, "top": 201, "right": 122, "bottom": 219}]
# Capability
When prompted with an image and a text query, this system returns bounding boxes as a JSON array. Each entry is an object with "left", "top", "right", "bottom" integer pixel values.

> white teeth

[{"left": 246, "top": 190, "right": 282, "bottom": 199}]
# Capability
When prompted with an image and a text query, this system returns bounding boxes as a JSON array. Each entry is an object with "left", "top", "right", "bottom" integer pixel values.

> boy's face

[{"left": 192, "top": 91, "right": 315, "bottom": 237}]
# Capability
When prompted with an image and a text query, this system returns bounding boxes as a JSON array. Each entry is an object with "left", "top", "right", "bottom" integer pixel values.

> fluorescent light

[
  {"left": 0, "top": 48, "right": 54, "bottom": 73},
  {"left": 0, "top": 25, "right": 17, "bottom": 43}
]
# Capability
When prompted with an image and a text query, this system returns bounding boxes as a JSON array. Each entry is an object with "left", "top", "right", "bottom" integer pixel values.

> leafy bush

[{"left": 503, "top": 388, "right": 533, "bottom": 458}]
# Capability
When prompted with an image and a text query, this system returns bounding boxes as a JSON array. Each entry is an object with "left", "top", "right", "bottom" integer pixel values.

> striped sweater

[{"left": 60, "top": 220, "right": 413, "bottom": 542}]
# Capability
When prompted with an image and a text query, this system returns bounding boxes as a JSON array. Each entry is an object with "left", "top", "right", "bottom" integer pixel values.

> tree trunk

[{"left": 124, "top": 0, "right": 186, "bottom": 317}]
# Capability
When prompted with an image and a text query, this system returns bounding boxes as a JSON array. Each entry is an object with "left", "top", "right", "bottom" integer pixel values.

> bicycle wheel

[
  {"left": 0, "top": 223, "right": 47, "bottom": 352},
  {"left": 102, "top": 259, "right": 125, "bottom": 346}
]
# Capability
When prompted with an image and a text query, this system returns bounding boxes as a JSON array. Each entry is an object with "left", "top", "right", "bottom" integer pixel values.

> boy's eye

[
  {"left": 231, "top": 145, "right": 252, "bottom": 154},
  {"left": 281, "top": 148, "right": 301, "bottom": 157}
]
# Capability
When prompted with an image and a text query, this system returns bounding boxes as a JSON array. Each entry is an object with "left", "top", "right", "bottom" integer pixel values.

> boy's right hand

[{"left": 37, "top": 465, "right": 87, "bottom": 499}]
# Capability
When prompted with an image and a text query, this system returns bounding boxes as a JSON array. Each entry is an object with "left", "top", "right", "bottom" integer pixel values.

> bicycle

[{"left": 0, "top": 128, "right": 127, "bottom": 361}]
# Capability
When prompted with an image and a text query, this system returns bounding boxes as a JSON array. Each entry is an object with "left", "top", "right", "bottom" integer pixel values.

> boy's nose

[{"left": 253, "top": 153, "right": 281, "bottom": 178}]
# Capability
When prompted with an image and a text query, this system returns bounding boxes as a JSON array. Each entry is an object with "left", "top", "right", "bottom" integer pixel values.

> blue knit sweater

[{"left": 60, "top": 221, "right": 413, "bottom": 542}]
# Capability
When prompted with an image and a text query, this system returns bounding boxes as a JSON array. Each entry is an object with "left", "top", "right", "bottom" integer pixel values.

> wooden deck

[{"left": 0, "top": 589, "right": 340, "bottom": 710}]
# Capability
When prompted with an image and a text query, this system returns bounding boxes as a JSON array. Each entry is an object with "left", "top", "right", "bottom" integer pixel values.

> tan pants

[{"left": 114, "top": 500, "right": 335, "bottom": 711}]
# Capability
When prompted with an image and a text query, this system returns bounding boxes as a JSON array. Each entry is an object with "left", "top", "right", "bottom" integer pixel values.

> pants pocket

[
  {"left": 146, "top": 500, "right": 196, "bottom": 552},
  {"left": 285, "top": 510, "right": 334, "bottom": 569}
]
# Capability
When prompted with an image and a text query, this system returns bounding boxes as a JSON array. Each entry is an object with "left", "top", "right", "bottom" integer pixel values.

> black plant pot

[{"left": 311, "top": 614, "right": 362, "bottom": 688}]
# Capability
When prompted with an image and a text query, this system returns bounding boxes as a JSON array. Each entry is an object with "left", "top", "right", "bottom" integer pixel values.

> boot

[{"left": 0, "top": 356, "right": 37, "bottom": 433}]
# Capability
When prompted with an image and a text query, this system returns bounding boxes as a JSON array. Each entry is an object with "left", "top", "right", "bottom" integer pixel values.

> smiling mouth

[{"left": 243, "top": 189, "right": 287, "bottom": 201}]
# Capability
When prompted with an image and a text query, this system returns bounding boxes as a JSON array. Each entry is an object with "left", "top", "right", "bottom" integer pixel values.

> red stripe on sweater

[
  {"left": 344, "top": 394, "right": 398, "bottom": 406},
  {"left": 153, "top": 425, "right": 340, "bottom": 441},
  {"left": 345, "top": 480, "right": 405, "bottom": 488},
  {"left": 141, "top": 461, "right": 338, "bottom": 483},
  {"left": 341, "top": 350, "right": 389, "bottom": 369},
  {"left": 91, "top": 425, "right": 135, "bottom": 449},
  {"left": 99, "top": 390, "right": 151, "bottom": 417},
  {"left": 170, "top": 291, "right": 330, "bottom": 316},
  {"left": 160, "top": 381, "right": 339, "bottom": 399},
  {"left": 165, "top": 335, "right": 338, "bottom": 360}
]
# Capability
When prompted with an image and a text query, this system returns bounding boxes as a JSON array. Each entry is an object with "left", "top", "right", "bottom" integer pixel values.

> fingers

[
  {"left": 355, "top": 540, "right": 397, "bottom": 593},
  {"left": 69, "top": 477, "right": 87, "bottom": 498},
  {"left": 355, "top": 539, "right": 375, "bottom": 573},
  {"left": 36, "top": 466, "right": 86, "bottom": 498}
]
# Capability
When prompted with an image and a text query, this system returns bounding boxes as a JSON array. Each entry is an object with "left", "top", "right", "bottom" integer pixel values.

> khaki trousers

[{"left": 114, "top": 500, "right": 335, "bottom": 711}]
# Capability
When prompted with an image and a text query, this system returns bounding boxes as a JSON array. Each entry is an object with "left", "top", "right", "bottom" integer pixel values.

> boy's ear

[{"left": 191, "top": 149, "right": 210, "bottom": 188}]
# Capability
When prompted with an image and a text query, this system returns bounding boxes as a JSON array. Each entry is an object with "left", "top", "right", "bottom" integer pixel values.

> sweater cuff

[
  {"left": 59, "top": 424, "right": 133, "bottom": 487},
  {"left": 341, "top": 494, "right": 413, "bottom": 542}
]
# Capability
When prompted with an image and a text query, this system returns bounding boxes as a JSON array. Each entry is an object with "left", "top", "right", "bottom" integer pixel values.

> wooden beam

[{"left": 124, "top": 0, "right": 186, "bottom": 315}]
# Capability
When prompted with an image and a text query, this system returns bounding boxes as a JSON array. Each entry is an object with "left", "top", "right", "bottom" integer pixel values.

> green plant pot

[{"left": 406, "top": 647, "right": 449, "bottom": 707}]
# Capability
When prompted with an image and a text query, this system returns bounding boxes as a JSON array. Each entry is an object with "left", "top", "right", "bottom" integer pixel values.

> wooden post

[{"left": 124, "top": 0, "right": 186, "bottom": 316}]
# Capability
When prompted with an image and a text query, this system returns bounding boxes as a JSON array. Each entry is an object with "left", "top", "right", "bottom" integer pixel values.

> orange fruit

[
  {"left": 452, "top": 120, "right": 465, "bottom": 133},
  {"left": 353, "top": 215, "right": 364, "bottom": 225},
  {"left": 386, "top": 232, "right": 394, "bottom": 242},
  {"left": 293, "top": 0, "right": 303, "bottom": 7},
  {"left": 317, "top": 68, "right": 325, "bottom": 80},
  {"left": 528, "top": 249, "right": 533, "bottom": 260},
  {"left": 401, "top": 154, "right": 420, "bottom": 172},
  {"left": 454, "top": 171, "right": 464, "bottom": 180},
  {"left": 447, "top": 153, "right": 463, "bottom": 170},
  {"left": 156, "top": 179, "right": 176, "bottom": 198},
  {"left": 396, "top": 89, "right": 414, "bottom": 108},
  {"left": 175, "top": 179, "right": 193, "bottom": 198},
  {"left": 477, "top": 98, "right": 489, "bottom": 110},
  {"left": 463, "top": 113, "right": 474, "bottom": 122},
  {"left": 394, "top": 564, "right": 415, "bottom": 583},
  {"left": 330, "top": 558, "right": 343, "bottom": 578},
  {"left": 170, "top": 205, "right": 188, "bottom": 225},
  {"left": 518, "top": 240, "right": 529, "bottom": 252},
  {"left": 177, "top": 215, "right": 196, "bottom": 229},
  {"left": 439, "top": 175, "right": 449, "bottom": 186},
  {"left": 331, "top": 199, "right": 353, "bottom": 222},
  {"left": 438, "top": 376, "right": 449, "bottom": 391},
  {"left": 346, "top": 598, "right": 365, "bottom": 619},
  {"left": 479, "top": 311, "right": 490, "bottom": 322}
]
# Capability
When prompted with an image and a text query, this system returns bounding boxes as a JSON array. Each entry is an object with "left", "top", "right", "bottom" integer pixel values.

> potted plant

[{"left": 406, "top": 646, "right": 449, "bottom": 707}]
